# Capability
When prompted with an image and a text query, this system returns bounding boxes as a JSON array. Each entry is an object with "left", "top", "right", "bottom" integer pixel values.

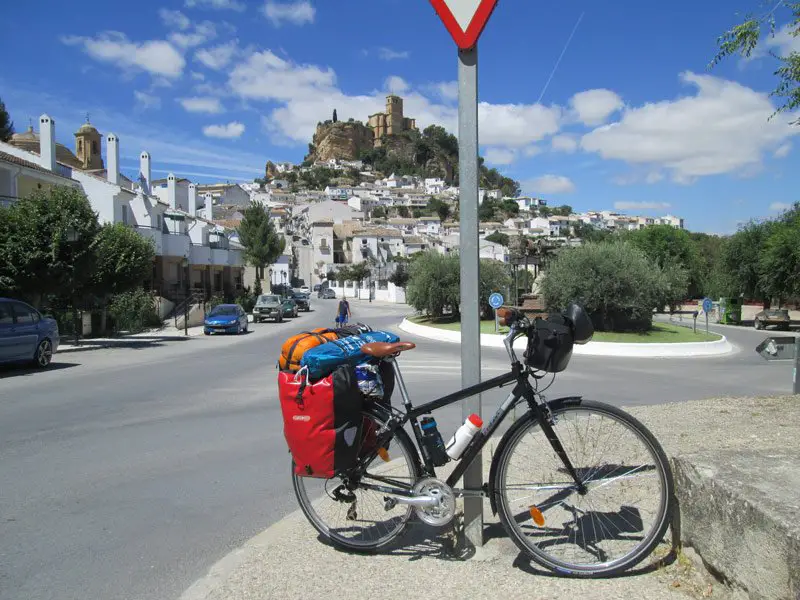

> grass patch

[{"left": 410, "top": 316, "right": 720, "bottom": 343}]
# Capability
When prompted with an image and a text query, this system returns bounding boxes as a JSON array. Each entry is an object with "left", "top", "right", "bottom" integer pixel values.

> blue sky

[{"left": 1, "top": 0, "right": 798, "bottom": 233}]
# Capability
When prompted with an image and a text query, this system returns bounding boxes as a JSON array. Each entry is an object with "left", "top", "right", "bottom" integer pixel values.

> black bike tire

[
  {"left": 492, "top": 398, "right": 674, "bottom": 577},
  {"left": 292, "top": 407, "right": 422, "bottom": 553}
]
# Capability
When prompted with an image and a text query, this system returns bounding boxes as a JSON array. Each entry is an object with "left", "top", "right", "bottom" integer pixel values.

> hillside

[{"left": 303, "top": 120, "right": 520, "bottom": 195}]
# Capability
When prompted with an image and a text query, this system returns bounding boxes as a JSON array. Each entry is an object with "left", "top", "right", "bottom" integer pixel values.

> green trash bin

[{"left": 718, "top": 297, "right": 742, "bottom": 324}]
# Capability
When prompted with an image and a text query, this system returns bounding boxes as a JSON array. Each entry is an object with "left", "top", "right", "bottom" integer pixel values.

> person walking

[{"left": 335, "top": 297, "right": 351, "bottom": 327}]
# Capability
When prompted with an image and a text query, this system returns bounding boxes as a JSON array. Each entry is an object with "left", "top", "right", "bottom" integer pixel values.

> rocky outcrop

[
  {"left": 265, "top": 160, "right": 278, "bottom": 179},
  {"left": 305, "top": 121, "right": 374, "bottom": 163}
]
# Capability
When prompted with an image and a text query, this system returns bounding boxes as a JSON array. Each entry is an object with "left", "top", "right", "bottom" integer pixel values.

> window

[
  {"left": 0, "top": 302, "right": 13, "bottom": 325},
  {"left": 12, "top": 302, "right": 39, "bottom": 324},
  {"left": 92, "top": 141, "right": 98, "bottom": 154},
  {"left": 121, "top": 205, "right": 129, "bottom": 225},
  {"left": 378, "top": 280, "right": 388, "bottom": 290}
]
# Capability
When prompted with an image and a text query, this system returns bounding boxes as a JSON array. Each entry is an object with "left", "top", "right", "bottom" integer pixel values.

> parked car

[
  {"left": 291, "top": 291, "right": 311, "bottom": 312},
  {"left": 0, "top": 298, "right": 60, "bottom": 368},
  {"left": 204, "top": 303, "right": 249, "bottom": 335},
  {"left": 300, "top": 286, "right": 310, "bottom": 293},
  {"left": 282, "top": 297, "right": 299, "bottom": 318},
  {"left": 318, "top": 288, "right": 336, "bottom": 299},
  {"left": 313, "top": 284, "right": 322, "bottom": 292},
  {"left": 754, "top": 308, "right": 791, "bottom": 330},
  {"left": 253, "top": 294, "right": 287, "bottom": 323}
]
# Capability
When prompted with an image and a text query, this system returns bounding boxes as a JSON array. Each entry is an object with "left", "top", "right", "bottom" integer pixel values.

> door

[
  {"left": 11, "top": 302, "right": 41, "bottom": 359},
  {"left": 0, "top": 301, "right": 17, "bottom": 361}
]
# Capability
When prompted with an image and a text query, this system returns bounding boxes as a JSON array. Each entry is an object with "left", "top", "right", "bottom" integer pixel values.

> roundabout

[{"left": 399, "top": 316, "right": 735, "bottom": 358}]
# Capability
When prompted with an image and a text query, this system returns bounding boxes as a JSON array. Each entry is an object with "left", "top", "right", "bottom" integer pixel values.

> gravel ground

[{"left": 182, "top": 396, "right": 799, "bottom": 600}]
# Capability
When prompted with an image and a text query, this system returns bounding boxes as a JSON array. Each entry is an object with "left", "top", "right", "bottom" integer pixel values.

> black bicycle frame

[{"left": 364, "top": 357, "right": 584, "bottom": 494}]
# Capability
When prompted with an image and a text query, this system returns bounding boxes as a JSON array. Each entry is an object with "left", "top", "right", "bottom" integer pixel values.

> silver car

[{"left": 253, "top": 294, "right": 285, "bottom": 323}]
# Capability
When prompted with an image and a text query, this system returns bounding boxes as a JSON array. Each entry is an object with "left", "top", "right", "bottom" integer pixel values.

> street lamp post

[
  {"left": 181, "top": 256, "right": 189, "bottom": 336},
  {"left": 269, "top": 268, "right": 273, "bottom": 292}
]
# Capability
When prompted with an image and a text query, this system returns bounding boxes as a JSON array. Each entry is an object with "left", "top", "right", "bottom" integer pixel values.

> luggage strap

[
  {"left": 284, "top": 330, "right": 335, "bottom": 367},
  {"left": 293, "top": 366, "right": 309, "bottom": 404}
]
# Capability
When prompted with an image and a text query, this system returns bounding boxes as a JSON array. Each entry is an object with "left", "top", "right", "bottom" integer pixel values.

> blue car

[
  {"left": 204, "top": 303, "right": 249, "bottom": 335},
  {"left": 0, "top": 298, "right": 60, "bottom": 368}
]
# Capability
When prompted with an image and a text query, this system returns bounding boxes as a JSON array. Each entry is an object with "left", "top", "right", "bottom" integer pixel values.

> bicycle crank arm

[{"left": 359, "top": 483, "right": 443, "bottom": 508}]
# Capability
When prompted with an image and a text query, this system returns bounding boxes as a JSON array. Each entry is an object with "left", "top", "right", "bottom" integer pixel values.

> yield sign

[{"left": 430, "top": 0, "right": 499, "bottom": 50}]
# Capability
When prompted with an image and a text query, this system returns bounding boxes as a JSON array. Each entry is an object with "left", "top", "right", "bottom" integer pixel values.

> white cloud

[
  {"left": 191, "top": 71, "right": 206, "bottom": 81},
  {"left": 524, "top": 145, "right": 542, "bottom": 157},
  {"left": 614, "top": 201, "right": 671, "bottom": 211},
  {"left": 484, "top": 147, "right": 517, "bottom": 165},
  {"left": 229, "top": 49, "right": 560, "bottom": 150},
  {"left": 427, "top": 81, "right": 458, "bottom": 102},
  {"left": 385, "top": 76, "right": 409, "bottom": 94},
  {"left": 196, "top": 40, "right": 240, "bottom": 70},
  {"left": 262, "top": 1, "right": 316, "bottom": 26},
  {"left": 765, "top": 24, "right": 800, "bottom": 57},
  {"left": 185, "top": 0, "right": 245, "bottom": 11},
  {"left": 645, "top": 171, "right": 664, "bottom": 184},
  {"left": 378, "top": 47, "right": 410, "bottom": 60},
  {"left": 159, "top": 9, "right": 191, "bottom": 30},
  {"left": 570, "top": 89, "right": 623, "bottom": 126},
  {"left": 612, "top": 171, "right": 665, "bottom": 185},
  {"left": 523, "top": 175, "right": 576, "bottom": 194},
  {"left": 134, "top": 91, "right": 161, "bottom": 110},
  {"left": 774, "top": 143, "right": 791, "bottom": 158},
  {"left": 203, "top": 121, "right": 245, "bottom": 138},
  {"left": 179, "top": 96, "right": 225, "bottom": 113},
  {"left": 770, "top": 202, "right": 791, "bottom": 212},
  {"left": 581, "top": 71, "right": 799, "bottom": 182},
  {"left": 62, "top": 32, "right": 185, "bottom": 78},
  {"left": 551, "top": 134, "right": 578, "bottom": 153},
  {"left": 169, "top": 21, "right": 217, "bottom": 49}
]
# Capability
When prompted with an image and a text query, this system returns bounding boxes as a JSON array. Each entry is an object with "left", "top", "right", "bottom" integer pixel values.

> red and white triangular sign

[{"left": 430, "top": 0, "right": 499, "bottom": 50}]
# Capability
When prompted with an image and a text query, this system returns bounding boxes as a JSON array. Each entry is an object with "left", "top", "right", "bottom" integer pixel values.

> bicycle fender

[{"left": 487, "top": 395, "right": 584, "bottom": 516}]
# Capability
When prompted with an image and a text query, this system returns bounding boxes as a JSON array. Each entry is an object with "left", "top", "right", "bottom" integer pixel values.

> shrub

[
  {"left": 207, "top": 294, "right": 225, "bottom": 312},
  {"left": 108, "top": 289, "right": 161, "bottom": 333},
  {"left": 405, "top": 251, "right": 511, "bottom": 319},
  {"left": 541, "top": 241, "right": 688, "bottom": 332}
]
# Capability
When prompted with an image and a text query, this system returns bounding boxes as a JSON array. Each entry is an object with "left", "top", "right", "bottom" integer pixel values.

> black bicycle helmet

[{"left": 564, "top": 303, "right": 594, "bottom": 345}]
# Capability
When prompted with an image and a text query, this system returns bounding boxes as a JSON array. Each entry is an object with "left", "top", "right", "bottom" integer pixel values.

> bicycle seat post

[{"left": 387, "top": 357, "right": 413, "bottom": 409}]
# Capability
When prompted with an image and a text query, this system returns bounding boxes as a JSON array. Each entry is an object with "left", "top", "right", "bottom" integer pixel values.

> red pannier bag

[{"left": 278, "top": 365, "right": 364, "bottom": 478}]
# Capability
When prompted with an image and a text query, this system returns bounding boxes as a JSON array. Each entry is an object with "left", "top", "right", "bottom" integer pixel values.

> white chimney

[
  {"left": 39, "top": 114, "right": 56, "bottom": 172},
  {"left": 107, "top": 133, "right": 119, "bottom": 185},
  {"left": 188, "top": 183, "right": 197, "bottom": 216},
  {"left": 139, "top": 151, "right": 151, "bottom": 193},
  {"left": 168, "top": 173, "right": 177, "bottom": 210},
  {"left": 204, "top": 193, "right": 213, "bottom": 221}
]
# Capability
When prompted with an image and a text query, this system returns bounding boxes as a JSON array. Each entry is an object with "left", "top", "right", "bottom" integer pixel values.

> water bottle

[
  {"left": 445, "top": 414, "right": 484, "bottom": 460},
  {"left": 419, "top": 417, "right": 449, "bottom": 466}
]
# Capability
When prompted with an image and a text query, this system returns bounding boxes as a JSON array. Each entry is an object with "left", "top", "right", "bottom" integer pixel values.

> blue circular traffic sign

[
  {"left": 702, "top": 297, "right": 713, "bottom": 313},
  {"left": 489, "top": 293, "right": 504, "bottom": 309}
]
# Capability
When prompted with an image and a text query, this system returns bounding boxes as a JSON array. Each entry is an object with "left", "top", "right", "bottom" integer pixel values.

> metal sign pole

[
  {"left": 458, "top": 44, "right": 483, "bottom": 548},
  {"left": 794, "top": 338, "right": 800, "bottom": 394}
]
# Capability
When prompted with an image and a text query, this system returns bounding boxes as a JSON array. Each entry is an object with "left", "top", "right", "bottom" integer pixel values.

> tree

[
  {"left": 571, "top": 221, "right": 611, "bottom": 243},
  {"left": 710, "top": 2, "right": 800, "bottom": 124},
  {"left": 389, "top": 263, "right": 410, "bottom": 288},
  {"left": 333, "top": 109, "right": 338, "bottom": 123},
  {"left": 397, "top": 206, "right": 410, "bottom": 218},
  {"left": 426, "top": 197, "right": 451, "bottom": 222},
  {"left": 624, "top": 224, "right": 703, "bottom": 297},
  {"left": 717, "top": 220, "right": 774, "bottom": 302},
  {"left": 237, "top": 202, "right": 286, "bottom": 285},
  {"left": 0, "top": 97, "right": 13, "bottom": 142},
  {"left": 371, "top": 206, "right": 387, "bottom": 219},
  {"left": 91, "top": 223, "right": 155, "bottom": 298},
  {"left": 405, "top": 251, "right": 510, "bottom": 319},
  {"left": 552, "top": 205, "right": 573, "bottom": 217},
  {"left": 541, "top": 241, "right": 688, "bottom": 332},
  {"left": 0, "top": 186, "right": 99, "bottom": 308},
  {"left": 348, "top": 262, "right": 372, "bottom": 298},
  {"left": 538, "top": 205, "right": 553, "bottom": 218},
  {"left": 478, "top": 198, "right": 498, "bottom": 221},
  {"left": 485, "top": 231, "right": 510, "bottom": 247},
  {"left": 500, "top": 198, "right": 520, "bottom": 217}
]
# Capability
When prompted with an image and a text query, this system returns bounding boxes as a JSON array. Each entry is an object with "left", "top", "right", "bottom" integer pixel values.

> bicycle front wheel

[
  {"left": 492, "top": 399, "right": 673, "bottom": 577},
  {"left": 292, "top": 408, "right": 421, "bottom": 552}
]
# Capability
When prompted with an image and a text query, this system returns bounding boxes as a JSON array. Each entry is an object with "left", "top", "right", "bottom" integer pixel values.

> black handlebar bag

[{"left": 524, "top": 317, "right": 575, "bottom": 373}]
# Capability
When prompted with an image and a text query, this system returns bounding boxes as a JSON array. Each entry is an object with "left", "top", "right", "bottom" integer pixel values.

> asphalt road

[{"left": 0, "top": 304, "right": 793, "bottom": 600}]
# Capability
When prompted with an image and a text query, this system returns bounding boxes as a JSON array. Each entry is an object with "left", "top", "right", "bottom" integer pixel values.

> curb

[
  {"left": 57, "top": 328, "right": 206, "bottom": 353},
  {"left": 399, "top": 318, "right": 735, "bottom": 358}
]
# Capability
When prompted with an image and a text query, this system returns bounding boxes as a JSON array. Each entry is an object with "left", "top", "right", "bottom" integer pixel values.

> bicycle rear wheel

[
  {"left": 492, "top": 398, "right": 673, "bottom": 577},
  {"left": 292, "top": 408, "right": 421, "bottom": 552}
]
